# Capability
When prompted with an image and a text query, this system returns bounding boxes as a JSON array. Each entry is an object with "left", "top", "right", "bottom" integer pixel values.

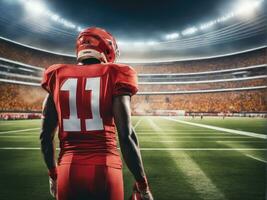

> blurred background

[{"left": 0, "top": 0, "right": 266, "bottom": 117}]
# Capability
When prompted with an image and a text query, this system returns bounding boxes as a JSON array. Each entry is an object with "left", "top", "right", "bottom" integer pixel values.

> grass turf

[{"left": 0, "top": 116, "right": 266, "bottom": 200}]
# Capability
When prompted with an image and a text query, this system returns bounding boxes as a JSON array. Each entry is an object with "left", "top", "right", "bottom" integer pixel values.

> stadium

[{"left": 0, "top": 0, "right": 266, "bottom": 200}]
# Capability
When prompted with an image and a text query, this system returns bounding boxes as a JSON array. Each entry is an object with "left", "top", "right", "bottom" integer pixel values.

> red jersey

[{"left": 41, "top": 63, "right": 138, "bottom": 169}]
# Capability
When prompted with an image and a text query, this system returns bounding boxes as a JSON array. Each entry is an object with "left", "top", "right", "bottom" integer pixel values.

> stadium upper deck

[{"left": 0, "top": 37, "right": 266, "bottom": 72}]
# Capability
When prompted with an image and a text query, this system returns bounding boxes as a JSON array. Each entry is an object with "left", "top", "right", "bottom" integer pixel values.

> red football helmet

[{"left": 76, "top": 27, "right": 120, "bottom": 63}]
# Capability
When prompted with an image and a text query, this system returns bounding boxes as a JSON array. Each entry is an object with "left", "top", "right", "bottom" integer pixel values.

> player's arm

[
  {"left": 113, "top": 95, "right": 153, "bottom": 200},
  {"left": 131, "top": 126, "right": 139, "bottom": 147},
  {"left": 112, "top": 65, "right": 153, "bottom": 199},
  {"left": 40, "top": 94, "right": 58, "bottom": 197},
  {"left": 113, "top": 95, "right": 145, "bottom": 181},
  {"left": 40, "top": 94, "right": 58, "bottom": 170}
]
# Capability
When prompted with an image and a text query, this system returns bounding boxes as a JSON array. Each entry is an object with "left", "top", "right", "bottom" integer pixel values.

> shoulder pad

[
  {"left": 109, "top": 63, "right": 136, "bottom": 76},
  {"left": 45, "top": 64, "right": 66, "bottom": 74}
]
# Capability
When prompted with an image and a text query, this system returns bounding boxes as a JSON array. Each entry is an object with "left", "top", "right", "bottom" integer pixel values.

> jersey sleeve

[
  {"left": 41, "top": 64, "right": 60, "bottom": 93},
  {"left": 112, "top": 64, "right": 138, "bottom": 96}
]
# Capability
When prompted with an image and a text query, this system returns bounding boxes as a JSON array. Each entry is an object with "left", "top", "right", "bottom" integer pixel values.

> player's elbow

[
  {"left": 118, "top": 132, "right": 135, "bottom": 149},
  {"left": 130, "top": 126, "right": 138, "bottom": 141},
  {"left": 39, "top": 130, "right": 54, "bottom": 145}
]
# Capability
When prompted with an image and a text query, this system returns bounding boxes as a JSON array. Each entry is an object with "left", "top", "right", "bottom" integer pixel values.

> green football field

[{"left": 0, "top": 116, "right": 266, "bottom": 200}]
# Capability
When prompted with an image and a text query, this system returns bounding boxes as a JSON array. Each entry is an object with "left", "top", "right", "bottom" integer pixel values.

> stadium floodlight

[
  {"left": 200, "top": 12, "right": 236, "bottom": 31},
  {"left": 216, "top": 12, "right": 235, "bottom": 23},
  {"left": 51, "top": 14, "right": 60, "bottom": 22},
  {"left": 163, "top": 0, "right": 264, "bottom": 41},
  {"left": 165, "top": 33, "right": 180, "bottom": 40},
  {"left": 116, "top": 40, "right": 158, "bottom": 49},
  {"left": 200, "top": 20, "right": 216, "bottom": 30},
  {"left": 62, "top": 20, "right": 76, "bottom": 29},
  {"left": 11, "top": 0, "right": 83, "bottom": 31},
  {"left": 23, "top": 0, "right": 47, "bottom": 17},
  {"left": 235, "top": 0, "right": 263, "bottom": 17},
  {"left": 182, "top": 26, "right": 198, "bottom": 36}
]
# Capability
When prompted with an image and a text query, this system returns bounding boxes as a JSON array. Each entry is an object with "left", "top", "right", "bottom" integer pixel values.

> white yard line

[
  {"left": 133, "top": 118, "right": 142, "bottom": 129},
  {"left": 144, "top": 140, "right": 265, "bottom": 143},
  {"left": 170, "top": 151, "right": 227, "bottom": 200},
  {"left": 139, "top": 148, "right": 267, "bottom": 151},
  {"left": 137, "top": 132, "right": 231, "bottom": 135},
  {"left": 137, "top": 130, "right": 217, "bottom": 132},
  {"left": 162, "top": 117, "right": 267, "bottom": 139},
  {"left": 0, "top": 136, "right": 38, "bottom": 138},
  {"left": 0, "top": 128, "right": 40, "bottom": 134},
  {"left": 147, "top": 118, "right": 226, "bottom": 200},
  {"left": 214, "top": 141, "right": 267, "bottom": 163},
  {"left": 0, "top": 147, "right": 42, "bottom": 150},
  {"left": 0, "top": 147, "right": 60, "bottom": 150},
  {"left": 216, "top": 140, "right": 264, "bottom": 143},
  {"left": 245, "top": 154, "right": 267, "bottom": 163},
  {"left": 140, "top": 136, "right": 251, "bottom": 138}
]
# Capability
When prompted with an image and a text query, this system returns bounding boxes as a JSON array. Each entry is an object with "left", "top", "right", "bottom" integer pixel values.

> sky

[
  {"left": 0, "top": 0, "right": 266, "bottom": 62},
  {"left": 45, "top": 0, "right": 232, "bottom": 39}
]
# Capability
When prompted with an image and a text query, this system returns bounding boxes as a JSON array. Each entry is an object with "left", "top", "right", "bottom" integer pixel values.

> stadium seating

[
  {"left": 138, "top": 79, "right": 267, "bottom": 92},
  {"left": 131, "top": 90, "right": 267, "bottom": 114},
  {"left": 0, "top": 82, "right": 266, "bottom": 113},
  {"left": 0, "top": 38, "right": 75, "bottom": 68},
  {"left": 0, "top": 83, "right": 46, "bottom": 112},
  {"left": 132, "top": 49, "right": 266, "bottom": 74},
  {"left": 0, "top": 38, "right": 266, "bottom": 115},
  {"left": 0, "top": 37, "right": 265, "bottom": 72}
]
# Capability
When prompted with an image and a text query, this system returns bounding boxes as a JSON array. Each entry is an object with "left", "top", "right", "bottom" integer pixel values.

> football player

[{"left": 40, "top": 27, "right": 153, "bottom": 200}]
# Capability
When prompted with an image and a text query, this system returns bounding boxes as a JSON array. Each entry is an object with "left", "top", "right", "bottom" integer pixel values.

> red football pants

[{"left": 57, "top": 164, "right": 124, "bottom": 200}]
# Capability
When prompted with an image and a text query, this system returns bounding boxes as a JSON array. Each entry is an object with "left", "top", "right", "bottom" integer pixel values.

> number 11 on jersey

[{"left": 60, "top": 77, "right": 104, "bottom": 132}]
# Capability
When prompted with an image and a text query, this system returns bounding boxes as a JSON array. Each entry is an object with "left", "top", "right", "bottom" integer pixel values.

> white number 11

[{"left": 60, "top": 77, "right": 104, "bottom": 132}]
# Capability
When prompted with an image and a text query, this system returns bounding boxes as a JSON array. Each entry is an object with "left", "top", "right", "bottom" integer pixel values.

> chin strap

[{"left": 77, "top": 49, "right": 108, "bottom": 63}]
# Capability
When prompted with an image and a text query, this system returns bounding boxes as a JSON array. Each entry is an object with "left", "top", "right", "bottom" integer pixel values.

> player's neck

[{"left": 79, "top": 58, "right": 101, "bottom": 65}]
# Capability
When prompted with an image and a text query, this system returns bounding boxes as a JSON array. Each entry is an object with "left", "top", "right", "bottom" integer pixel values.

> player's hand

[
  {"left": 48, "top": 167, "right": 57, "bottom": 198},
  {"left": 139, "top": 189, "right": 153, "bottom": 200},
  {"left": 49, "top": 176, "right": 57, "bottom": 198},
  {"left": 130, "top": 177, "right": 154, "bottom": 200}
]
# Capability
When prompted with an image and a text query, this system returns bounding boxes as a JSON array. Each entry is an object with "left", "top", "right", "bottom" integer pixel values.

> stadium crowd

[
  {"left": 138, "top": 79, "right": 267, "bottom": 92},
  {"left": 0, "top": 83, "right": 266, "bottom": 114},
  {"left": 0, "top": 83, "right": 46, "bottom": 112},
  {"left": 0, "top": 38, "right": 266, "bottom": 116},
  {"left": 132, "top": 49, "right": 266, "bottom": 74},
  {"left": 131, "top": 90, "right": 267, "bottom": 113},
  {"left": 0, "top": 38, "right": 75, "bottom": 68},
  {"left": 0, "top": 37, "right": 265, "bottom": 73}
]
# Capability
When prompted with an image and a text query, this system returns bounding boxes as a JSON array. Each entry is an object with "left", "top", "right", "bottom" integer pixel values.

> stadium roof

[{"left": 0, "top": 0, "right": 266, "bottom": 62}]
